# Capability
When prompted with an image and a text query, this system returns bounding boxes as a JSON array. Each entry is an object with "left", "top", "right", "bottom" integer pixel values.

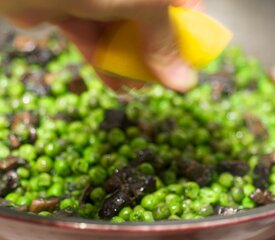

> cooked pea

[
  {"left": 184, "top": 182, "right": 200, "bottom": 200},
  {"left": 36, "top": 156, "right": 53, "bottom": 173},
  {"left": 218, "top": 173, "right": 234, "bottom": 188},
  {"left": 153, "top": 203, "right": 170, "bottom": 221},
  {"left": 119, "top": 207, "right": 132, "bottom": 221},
  {"left": 141, "top": 194, "right": 160, "bottom": 211},
  {"left": 88, "top": 166, "right": 107, "bottom": 186},
  {"left": 90, "top": 187, "right": 106, "bottom": 204}
]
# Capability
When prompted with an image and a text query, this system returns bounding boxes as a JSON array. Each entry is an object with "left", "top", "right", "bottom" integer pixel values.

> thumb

[{"left": 138, "top": 7, "right": 198, "bottom": 92}]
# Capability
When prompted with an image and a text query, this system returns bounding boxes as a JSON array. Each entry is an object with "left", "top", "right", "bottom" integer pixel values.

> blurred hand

[{"left": 1, "top": 0, "right": 203, "bottom": 91}]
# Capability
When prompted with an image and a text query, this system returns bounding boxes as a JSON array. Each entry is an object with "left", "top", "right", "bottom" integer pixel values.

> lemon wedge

[{"left": 93, "top": 6, "right": 232, "bottom": 82}]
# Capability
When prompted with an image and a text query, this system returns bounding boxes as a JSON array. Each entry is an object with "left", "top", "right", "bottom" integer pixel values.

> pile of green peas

[{"left": 0, "top": 35, "right": 275, "bottom": 222}]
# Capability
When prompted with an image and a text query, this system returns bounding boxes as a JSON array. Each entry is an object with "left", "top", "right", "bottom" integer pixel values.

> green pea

[
  {"left": 219, "top": 193, "right": 231, "bottom": 207},
  {"left": 38, "top": 211, "right": 52, "bottom": 217},
  {"left": 211, "top": 183, "right": 226, "bottom": 194},
  {"left": 130, "top": 137, "right": 147, "bottom": 150},
  {"left": 5, "top": 193, "right": 20, "bottom": 203},
  {"left": 29, "top": 177, "right": 40, "bottom": 191},
  {"left": 199, "top": 188, "right": 218, "bottom": 204},
  {"left": 184, "top": 182, "right": 200, "bottom": 200},
  {"left": 153, "top": 203, "right": 170, "bottom": 221},
  {"left": 89, "top": 166, "right": 107, "bottom": 186},
  {"left": 60, "top": 198, "right": 79, "bottom": 210},
  {"left": 269, "top": 173, "right": 275, "bottom": 184},
  {"left": 0, "top": 143, "right": 10, "bottom": 158},
  {"left": 0, "top": 116, "right": 9, "bottom": 129},
  {"left": 37, "top": 173, "right": 52, "bottom": 189},
  {"left": 242, "top": 196, "right": 256, "bottom": 209},
  {"left": 72, "top": 159, "right": 89, "bottom": 174},
  {"left": 108, "top": 129, "right": 125, "bottom": 146},
  {"left": 126, "top": 127, "right": 140, "bottom": 139},
  {"left": 153, "top": 188, "right": 168, "bottom": 202},
  {"left": 52, "top": 175, "right": 64, "bottom": 184},
  {"left": 118, "top": 145, "right": 132, "bottom": 158},
  {"left": 36, "top": 156, "right": 53, "bottom": 173},
  {"left": 167, "top": 184, "right": 184, "bottom": 195},
  {"left": 170, "top": 130, "right": 188, "bottom": 148},
  {"left": 167, "top": 201, "right": 183, "bottom": 216},
  {"left": 141, "top": 194, "right": 160, "bottom": 211},
  {"left": 137, "top": 163, "right": 155, "bottom": 176},
  {"left": 45, "top": 142, "right": 61, "bottom": 157},
  {"left": 51, "top": 80, "right": 67, "bottom": 96},
  {"left": 111, "top": 216, "right": 125, "bottom": 223},
  {"left": 90, "top": 187, "right": 106, "bottom": 204},
  {"left": 54, "top": 159, "right": 71, "bottom": 176},
  {"left": 17, "top": 167, "right": 30, "bottom": 179},
  {"left": 17, "top": 196, "right": 32, "bottom": 207},
  {"left": 198, "top": 205, "right": 214, "bottom": 217},
  {"left": 119, "top": 207, "right": 132, "bottom": 221},
  {"left": 143, "top": 211, "right": 154, "bottom": 222},
  {"left": 230, "top": 186, "right": 245, "bottom": 203},
  {"left": 165, "top": 194, "right": 182, "bottom": 204},
  {"left": 18, "top": 144, "right": 37, "bottom": 162},
  {"left": 47, "top": 183, "right": 64, "bottom": 197},
  {"left": 162, "top": 170, "right": 177, "bottom": 185},
  {"left": 218, "top": 172, "right": 234, "bottom": 188},
  {"left": 129, "top": 206, "right": 145, "bottom": 222},
  {"left": 78, "top": 204, "right": 97, "bottom": 218}
]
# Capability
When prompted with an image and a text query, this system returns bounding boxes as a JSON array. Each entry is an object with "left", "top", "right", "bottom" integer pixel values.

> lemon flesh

[{"left": 93, "top": 7, "right": 233, "bottom": 83}]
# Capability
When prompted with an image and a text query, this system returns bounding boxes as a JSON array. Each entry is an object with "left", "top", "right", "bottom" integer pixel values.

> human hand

[{"left": 1, "top": 0, "right": 203, "bottom": 91}]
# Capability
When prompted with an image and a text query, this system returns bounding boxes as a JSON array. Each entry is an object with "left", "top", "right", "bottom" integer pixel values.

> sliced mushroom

[
  {"left": 250, "top": 189, "right": 275, "bottom": 205},
  {"left": 217, "top": 160, "right": 249, "bottom": 177},
  {"left": 173, "top": 157, "right": 213, "bottom": 186},
  {"left": 0, "top": 156, "right": 27, "bottom": 173},
  {"left": 215, "top": 206, "right": 241, "bottom": 216},
  {"left": 29, "top": 197, "right": 62, "bottom": 213},
  {"left": 52, "top": 207, "right": 78, "bottom": 218},
  {"left": 0, "top": 171, "right": 19, "bottom": 197},
  {"left": 243, "top": 112, "right": 268, "bottom": 140}
]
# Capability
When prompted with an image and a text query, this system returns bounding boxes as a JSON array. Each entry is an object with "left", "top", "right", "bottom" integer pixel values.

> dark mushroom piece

[
  {"left": 100, "top": 109, "right": 131, "bottom": 131},
  {"left": 253, "top": 153, "right": 275, "bottom": 190},
  {"left": 10, "top": 111, "right": 39, "bottom": 129},
  {"left": 250, "top": 189, "right": 275, "bottom": 205},
  {"left": 217, "top": 160, "right": 249, "bottom": 177},
  {"left": 29, "top": 197, "right": 63, "bottom": 213},
  {"left": 158, "top": 118, "right": 177, "bottom": 133},
  {"left": 0, "top": 171, "right": 19, "bottom": 197},
  {"left": 215, "top": 206, "right": 241, "bottom": 216},
  {"left": 98, "top": 190, "right": 131, "bottom": 219},
  {"left": 173, "top": 157, "right": 213, "bottom": 186},
  {"left": 208, "top": 71, "right": 235, "bottom": 101},
  {"left": 131, "top": 148, "right": 166, "bottom": 173},
  {"left": 0, "top": 156, "right": 27, "bottom": 173},
  {"left": 79, "top": 184, "right": 94, "bottom": 204},
  {"left": 243, "top": 112, "right": 268, "bottom": 140},
  {"left": 21, "top": 71, "right": 51, "bottom": 96},
  {"left": 9, "top": 111, "right": 39, "bottom": 148},
  {"left": 100, "top": 167, "right": 156, "bottom": 219},
  {"left": 53, "top": 207, "right": 78, "bottom": 218},
  {"left": 66, "top": 65, "right": 88, "bottom": 95},
  {"left": 8, "top": 134, "right": 21, "bottom": 149},
  {"left": 137, "top": 120, "right": 156, "bottom": 139},
  {"left": 253, "top": 163, "right": 270, "bottom": 190}
]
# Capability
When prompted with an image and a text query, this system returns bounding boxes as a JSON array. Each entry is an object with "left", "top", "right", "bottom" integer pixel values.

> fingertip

[
  {"left": 95, "top": 70, "right": 145, "bottom": 92},
  {"left": 160, "top": 67, "right": 198, "bottom": 92},
  {"left": 147, "top": 57, "right": 198, "bottom": 92}
]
